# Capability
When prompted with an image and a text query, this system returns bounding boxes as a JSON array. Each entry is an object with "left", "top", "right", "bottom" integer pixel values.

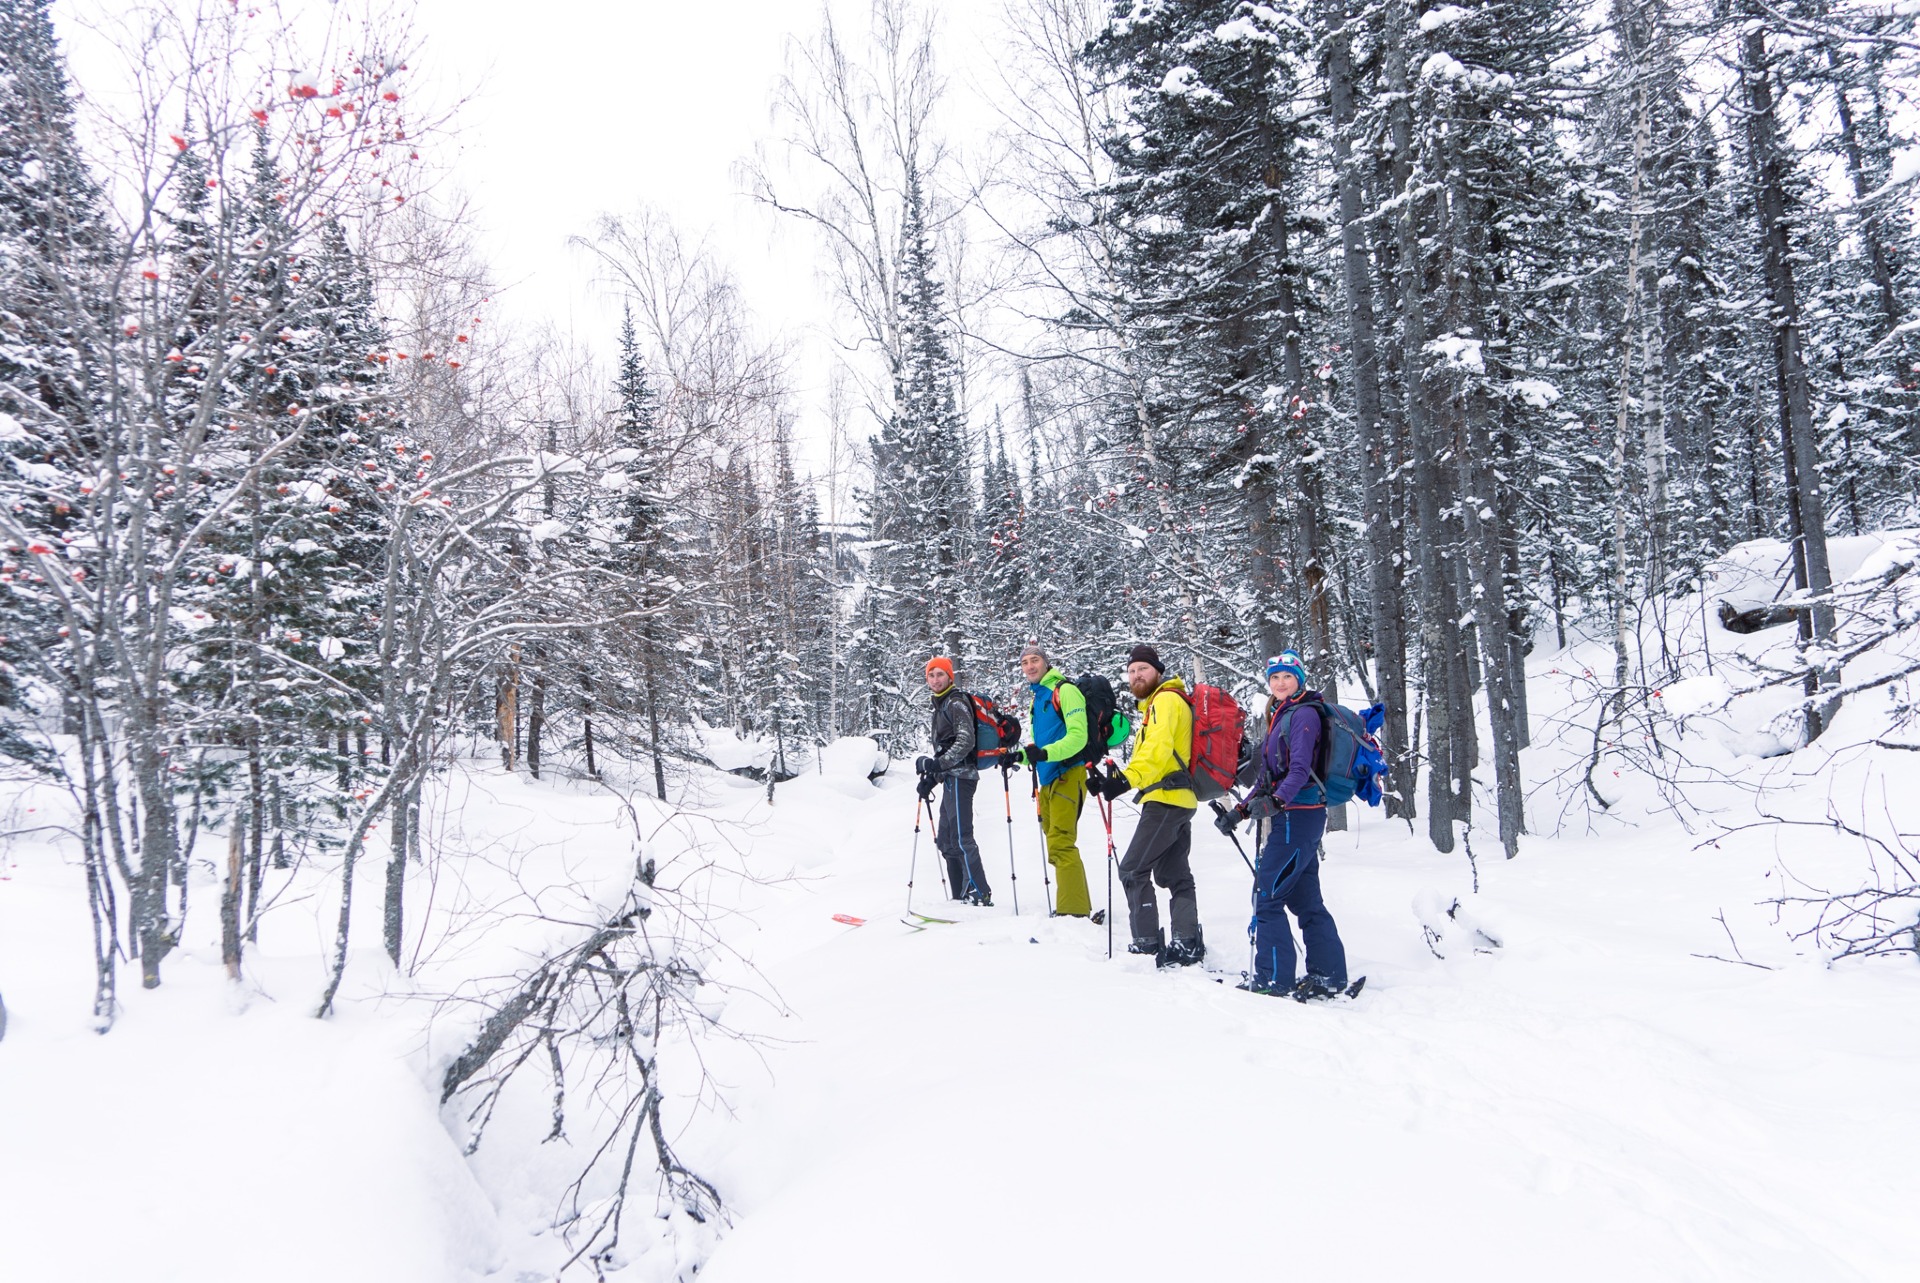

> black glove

[
  {"left": 1211, "top": 800, "right": 1245, "bottom": 837},
  {"left": 1091, "top": 764, "right": 1130, "bottom": 801},
  {"left": 915, "top": 755, "right": 935, "bottom": 776},
  {"left": 1017, "top": 743, "right": 1045, "bottom": 769},
  {"left": 916, "top": 772, "right": 937, "bottom": 800}
]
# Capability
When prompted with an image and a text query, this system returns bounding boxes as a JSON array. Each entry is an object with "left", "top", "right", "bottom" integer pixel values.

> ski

[
  {"left": 902, "top": 912, "right": 959, "bottom": 929},
  {"left": 832, "top": 914, "right": 866, "bottom": 926},
  {"left": 1223, "top": 973, "right": 1369, "bottom": 1000}
]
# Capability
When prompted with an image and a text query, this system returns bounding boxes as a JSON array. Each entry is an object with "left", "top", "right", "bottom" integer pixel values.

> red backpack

[
  {"left": 1176, "top": 684, "right": 1246, "bottom": 801},
  {"left": 960, "top": 691, "right": 1021, "bottom": 767}
]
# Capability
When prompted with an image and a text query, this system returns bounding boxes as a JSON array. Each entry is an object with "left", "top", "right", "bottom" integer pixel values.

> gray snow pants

[{"left": 1118, "top": 800, "right": 1199, "bottom": 945}]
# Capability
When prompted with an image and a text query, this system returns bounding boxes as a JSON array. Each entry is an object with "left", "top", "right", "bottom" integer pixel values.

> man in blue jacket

[
  {"left": 1239, "top": 651, "right": 1349, "bottom": 999},
  {"left": 1010, "top": 643, "right": 1094, "bottom": 918}
]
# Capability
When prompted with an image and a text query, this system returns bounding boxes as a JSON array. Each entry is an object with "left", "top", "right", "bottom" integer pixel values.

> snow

[
  {"left": 3, "top": 542, "right": 1919, "bottom": 1279},
  {"left": 1419, "top": 4, "right": 1474, "bottom": 32},
  {"left": 1420, "top": 50, "right": 1469, "bottom": 83},
  {"left": 1505, "top": 376, "right": 1561, "bottom": 407},
  {"left": 0, "top": 412, "right": 28, "bottom": 443},
  {"left": 1426, "top": 332, "right": 1485, "bottom": 373},
  {"left": 694, "top": 718, "right": 774, "bottom": 774}
]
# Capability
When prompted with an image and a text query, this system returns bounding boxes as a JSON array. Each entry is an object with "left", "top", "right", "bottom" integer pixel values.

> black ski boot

[
  {"left": 1163, "top": 929, "right": 1206, "bottom": 968},
  {"left": 967, "top": 891, "right": 994, "bottom": 908},
  {"left": 1090, "top": 909, "right": 1106, "bottom": 926},
  {"left": 1128, "top": 930, "right": 1165, "bottom": 965},
  {"left": 1291, "top": 974, "right": 1343, "bottom": 1002}
]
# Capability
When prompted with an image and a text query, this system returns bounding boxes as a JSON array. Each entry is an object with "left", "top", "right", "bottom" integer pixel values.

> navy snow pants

[
  {"left": 935, "top": 777, "right": 991, "bottom": 902},
  {"left": 1250, "top": 806, "right": 1346, "bottom": 990}
]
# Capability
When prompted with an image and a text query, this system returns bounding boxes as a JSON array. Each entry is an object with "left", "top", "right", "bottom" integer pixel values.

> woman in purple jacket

[{"left": 1242, "top": 651, "right": 1349, "bottom": 999}]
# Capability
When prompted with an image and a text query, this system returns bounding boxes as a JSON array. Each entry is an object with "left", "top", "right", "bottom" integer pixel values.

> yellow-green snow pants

[{"left": 1039, "top": 766, "right": 1092, "bottom": 916}]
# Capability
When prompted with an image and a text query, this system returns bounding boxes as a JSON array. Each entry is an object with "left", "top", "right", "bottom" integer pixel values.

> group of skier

[{"left": 912, "top": 641, "right": 1353, "bottom": 1001}]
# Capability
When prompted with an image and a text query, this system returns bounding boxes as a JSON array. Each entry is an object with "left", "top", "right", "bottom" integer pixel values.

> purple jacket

[{"left": 1262, "top": 691, "right": 1326, "bottom": 807}]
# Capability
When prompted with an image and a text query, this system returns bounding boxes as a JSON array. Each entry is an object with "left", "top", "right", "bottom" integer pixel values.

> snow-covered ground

[{"left": 3, "top": 538, "right": 1918, "bottom": 1281}]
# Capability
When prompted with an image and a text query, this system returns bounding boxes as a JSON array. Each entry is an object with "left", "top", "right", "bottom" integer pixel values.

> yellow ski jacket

[{"left": 1121, "top": 676, "right": 1196, "bottom": 809}]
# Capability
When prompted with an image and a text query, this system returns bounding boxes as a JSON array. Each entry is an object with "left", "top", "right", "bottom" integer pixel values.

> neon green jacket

[
  {"left": 1121, "top": 676, "right": 1196, "bottom": 809},
  {"left": 1028, "top": 668, "right": 1088, "bottom": 785}
]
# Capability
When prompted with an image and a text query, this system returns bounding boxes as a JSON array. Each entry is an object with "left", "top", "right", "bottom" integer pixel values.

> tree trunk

[
  {"left": 1327, "top": 0, "right": 1413, "bottom": 820},
  {"left": 1387, "top": 0, "right": 1460, "bottom": 851},
  {"left": 526, "top": 644, "right": 546, "bottom": 781},
  {"left": 220, "top": 824, "right": 243, "bottom": 980},
  {"left": 644, "top": 643, "right": 667, "bottom": 801},
  {"left": 384, "top": 758, "right": 410, "bottom": 967},
  {"left": 581, "top": 666, "right": 598, "bottom": 777},
  {"left": 1741, "top": 13, "right": 1839, "bottom": 738},
  {"left": 497, "top": 646, "right": 520, "bottom": 771}
]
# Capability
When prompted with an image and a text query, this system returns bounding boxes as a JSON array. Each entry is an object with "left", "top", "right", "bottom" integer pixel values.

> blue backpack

[{"left": 1277, "top": 697, "right": 1388, "bottom": 807}]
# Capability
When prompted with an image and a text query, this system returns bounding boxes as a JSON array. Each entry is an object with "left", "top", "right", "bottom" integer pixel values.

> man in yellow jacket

[{"left": 1088, "top": 643, "right": 1204, "bottom": 967}]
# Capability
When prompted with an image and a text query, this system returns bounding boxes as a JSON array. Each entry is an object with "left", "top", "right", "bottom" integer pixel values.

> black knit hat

[{"left": 1126, "top": 643, "right": 1164, "bottom": 673}]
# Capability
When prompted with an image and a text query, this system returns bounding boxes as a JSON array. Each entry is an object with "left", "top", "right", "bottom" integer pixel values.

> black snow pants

[{"left": 1117, "top": 801, "right": 1199, "bottom": 946}]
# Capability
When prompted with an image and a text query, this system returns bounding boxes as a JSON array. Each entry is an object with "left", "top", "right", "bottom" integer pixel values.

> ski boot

[
  {"left": 1291, "top": 974, "right": 1344, "bottom": 1002},
  {"left": 1128, "top": 930, "right": 1165, "bottom": 966},
  {"left": 1163, "top": 929, "right": 1206, "bottom": 968}
]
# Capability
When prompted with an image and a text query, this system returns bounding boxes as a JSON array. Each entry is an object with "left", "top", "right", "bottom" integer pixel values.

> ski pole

[
  {"left": 907, "top": 792, "right": 926, "bottom": 916},
  {"left": 1001, "top": 763, "right": 1020, "bottom": 915},
  {"left": 1098, "top": 789, "right": 1117, "bottom": 960},
  {"left": 1032, "top": 765, "right": 1054, "bottom": 914},
  {"left": 1208, "top": 800, "right": 1257, "bottom": 874}
]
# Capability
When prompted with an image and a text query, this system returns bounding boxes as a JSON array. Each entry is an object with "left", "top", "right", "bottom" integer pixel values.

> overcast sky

[
  {"left": 53, "top": 0, "right": 1008, "bottom": 473},
  {"left": 367, "top": 0, "right": 1005, "bottom": 470}
]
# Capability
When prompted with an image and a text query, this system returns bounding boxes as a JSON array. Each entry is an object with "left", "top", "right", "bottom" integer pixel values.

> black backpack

[{"left": 1053, "top": 673, "right": 1126, "bottom": 769}]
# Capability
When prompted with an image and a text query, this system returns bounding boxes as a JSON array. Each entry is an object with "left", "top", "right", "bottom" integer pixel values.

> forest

[{"left": 2, "top": 0, "right": 1917, "bottom": 1277}]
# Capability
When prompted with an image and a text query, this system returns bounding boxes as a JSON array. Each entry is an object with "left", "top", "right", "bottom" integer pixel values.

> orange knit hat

[{"left": 925, "top": 656, "right": 954, "bottom": 679}]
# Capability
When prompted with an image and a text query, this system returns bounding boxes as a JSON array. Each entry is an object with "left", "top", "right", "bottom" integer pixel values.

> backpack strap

[
  {"left": 1272, "top": 697, "right": 1331, "bottom": 793},
  {"left": 1140, "top": 687, "right": 1196, "bottom": 798}
]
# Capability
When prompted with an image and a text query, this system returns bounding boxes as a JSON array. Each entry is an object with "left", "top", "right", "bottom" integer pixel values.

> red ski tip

[{"left": 831, "top": 914, "right": 866, "bottom": 926}]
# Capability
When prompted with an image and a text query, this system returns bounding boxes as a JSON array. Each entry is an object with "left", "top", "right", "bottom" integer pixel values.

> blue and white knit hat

[{"left": 1266, "top": 650, "right": 1307, "bottom": 687}]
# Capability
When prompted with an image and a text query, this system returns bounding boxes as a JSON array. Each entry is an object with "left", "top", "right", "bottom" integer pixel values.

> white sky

[
  {"left": 373, "top": 0, "right": 1007, "bottom": 475},
  {"left": 52, "top": 0, "right": 1010, "bottom": 476}
]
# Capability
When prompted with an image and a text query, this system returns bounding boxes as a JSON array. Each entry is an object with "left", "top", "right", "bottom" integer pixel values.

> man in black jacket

[{"left": 917, "top": 656, "right": 992, "bottom": 906}]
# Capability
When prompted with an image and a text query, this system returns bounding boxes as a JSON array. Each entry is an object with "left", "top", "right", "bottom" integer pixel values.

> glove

[
  {"left": 914, "top": 755, "right": 935, "bottom": 776},
  {"left": 1211, "top": 800, "right": 1247, "bottom": 837},
  {"left": 916, "top": 773, "right": 937, "bottom": 800},
  {"left": 1091, "top": 764, "right": 1130, "bottom": 801},
  {"left": 1017, "top": 743, "right": 1045, "bottom": 769}
]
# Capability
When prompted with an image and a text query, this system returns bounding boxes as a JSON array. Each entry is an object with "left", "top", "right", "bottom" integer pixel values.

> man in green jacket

[{"left": 1009, "top": 643, "right": 1095, "bottom": 918}]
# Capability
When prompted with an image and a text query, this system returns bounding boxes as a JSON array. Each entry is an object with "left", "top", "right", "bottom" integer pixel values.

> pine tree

[
  {"left": 1086, "top": 0, "right": 1323, "bottom": 674},
  {"left": 864, "top": 167, "right": 972, "bottom": 735},
  {"left": 605, "top": 304, "right": 676, "bottom": 797},
  {"left": 0, "top": 0, "right": 110, "bottom": 762}
]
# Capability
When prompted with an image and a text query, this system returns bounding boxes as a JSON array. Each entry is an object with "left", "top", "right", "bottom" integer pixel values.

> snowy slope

[
  {"left": 3, "top": 536, "right": 1918, "bottom": 1281},
  {"left": 691, "top": 767, "right": 1915, "bottom": 1282}
]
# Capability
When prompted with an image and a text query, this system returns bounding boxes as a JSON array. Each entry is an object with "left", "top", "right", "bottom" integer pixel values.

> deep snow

[{"left": 3, "top": 536, "right": 1918, "bottom": 1281}]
